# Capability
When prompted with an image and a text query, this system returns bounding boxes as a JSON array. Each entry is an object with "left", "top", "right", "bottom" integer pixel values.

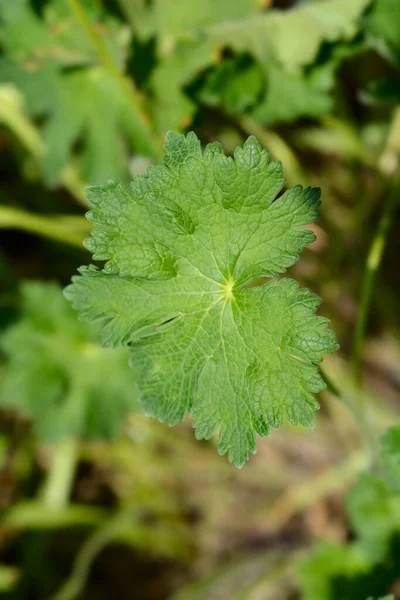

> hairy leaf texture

[{"left": 66, "top": 132, "right": 338, "bottom": 467}]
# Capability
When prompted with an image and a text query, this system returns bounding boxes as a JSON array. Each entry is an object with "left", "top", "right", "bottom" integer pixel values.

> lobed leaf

[{"left": 66, "top": 132, "right": 338, "bottom": 467}]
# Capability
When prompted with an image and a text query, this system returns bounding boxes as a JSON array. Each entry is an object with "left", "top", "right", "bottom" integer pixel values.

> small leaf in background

[
  {"left": 150, "top": 0, "right": 372, "bottom": 132},
  {"left": 365, "top": 0, "right": 400, "bottom": 65},
  {"left": 346, "top": 473, "right": 400, "bottom": 562},
  {"left": 0, "top": 282, "right": 139, "bottom": 442},
  {"left": 0, "top": 0, "right": 143, "bottom": 185},
  {"left": 206, "top": 0, "right": 371, "bottom": 72},
  {"left": 195, "top": 54, "right": 264, "bottom": 115},
  {"left": 361, "top": 77, "right": 400, "bottom": 107},
  {"left": 298, "top": 541, "right": 370, "bottom": 600}
]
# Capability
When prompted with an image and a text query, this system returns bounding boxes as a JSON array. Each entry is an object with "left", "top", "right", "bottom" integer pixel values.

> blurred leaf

[
  {"left": 346, "top": 473, "right": 400, "bottom": 562},
  {"left": 39, "top": 67, "right": 139, "bottom": 185},
  {"left": 142, "top": 0, "right": 262, "bottom": 45},
  {"left": 252, "top": 35, "right": 368, "bottom": 125},
  {"left": 148, "top": 38, "right": 215, "bottom": 136},
  {"left": 361, "top": 77, "right": 400, "bottom": 107},
  {"left": 206, "top": 0, "right": 371, "bottom": 71},
  {"left": 0, "top": 564, "right": 20, "bottom": 592},
  {"left": 0, "top": 0, "right": 124, "bottom": 68},
  {"left": 0, "top": 0, "right": 144, "bottom": 185},
  {"left": 147, "top": 0, "right": 263, "bottom": 134},
  {"left": 298, "top": 541, "right": 371, "bottom": 600},
  {"left": 196, "top": 54, "right": 264, "bottom": 115},
  {"left": 149, "top": 0, "right": 371, "bottom": 132},
  {"left": 0, "top": 282, "right": 139, "bottom": 442},
  {"left": 251, "top": 60, "right": 334, "bottom": 124},
  {"left": 365, "top": 0, "right": 400, "bottom": 65},
  {"left": 381, "top": 425, "right": 400, "bottom": 491}
]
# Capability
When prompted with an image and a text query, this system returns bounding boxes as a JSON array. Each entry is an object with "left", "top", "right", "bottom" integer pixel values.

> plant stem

[
  {"left": 51, "top": 513, "right": 130, "bottom": 600},
  {"left": 321, "top": 366, "right": 381, "bottom": 472},
  {"left": 0, "top": 84, "right": 86, "bottom": 206},
  {"left": 352, "top": 185, "right": 399, "bottom": 388},
  {"left": 264, "top": 450, "right": 366, "bottom": 531},
  {"left": 0, "top": 85, "right": 46, "bottom": 158},
  {"left": 352, "top": 107, "right": 400, "bottom": 389},
  {"left": 41, "top": 440, "right": 78, "bottom": 509},
  {"left": 66, "top": 0, "right": 162, "bottom": 161},
  {"left": 0, "top": 206, "right": 90, "bottom": 248}
]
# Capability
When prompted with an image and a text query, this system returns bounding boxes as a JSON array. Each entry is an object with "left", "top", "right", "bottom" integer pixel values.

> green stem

[
  {"left": 66, "top": 0, "right": 162, "bottom": 161},
  {"left": 320, "top": 366, "right": 380, "bottom": 470},
  {"left": 264, "top": 450, "right": 367, "bottom": 531},
  {"left": 0, "top": 84, "right": 86, "bottom": 206},
  {"left": 321, "top": 116, "right": 377, "bottom": 168},
  {"left": 0, "top": 206, "right": 90, "bottom": 248},
  {"left": 0, "top": 85, "right": 46, "bottom": 159},
  {"left": 352, "top": 184, "right": 398, "bottom": 388},
  {"left": 60, "top": 166, "right": 87, "bottom": 206},
  {"left": 52, "top": 513, "right": 131, "bottom": 600},
  {"left": 41, "top": 440, "right": 78, "bottom": 509},
  {"left": 353, "top": 107, "right": 400, "bottom": 389}
]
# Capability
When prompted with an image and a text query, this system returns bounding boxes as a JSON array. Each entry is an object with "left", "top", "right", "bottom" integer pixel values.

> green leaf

[
  {"left": 149, "top": 39, "right": 216, "bottom": 136},
  {"left": 365, "top": 0, "right": 400, "bottom": 65},
  {"left": 148, "top": 0, "right": 371, "bottom": 132},
  {"left": 206, "top": 0, "right": 372, "bottom": 72},
  {"left": 144, "top": 0, "right": 262, "bottom": 45},
  {"left": 298, "top": 536, "right": 399, "bottom": 600},
  {"left": 65, "top": 132, "right": 338, "bottom": 467},
  {"left": 251, "top": 60, "right": 334, "bottom": 125},
  {"left": 196, "top": 55, "right": 264, "bottom": 115},
  {"left": 381, "top": 425, "right": 400, "bottom": 491},
  {"left": 346, "top": 473, "right": 400, "bottom": 562},
  {"left": 362, "top": 77, "right": 400, "bottom": 107},
  {"left": 147, "top": 0, "right": 263, "bottom": 135},
  {"left": 0, "top": 0, "right": 123, "bottom": 68},
  {"left": 0, "top": 0, "right": 140, "bottom": 185},
  {"left": 0, "top": 282, "right": 139, "bottom": 442},
  {"left": 298, "top": 541, "right": 371, "bottom": 600}
]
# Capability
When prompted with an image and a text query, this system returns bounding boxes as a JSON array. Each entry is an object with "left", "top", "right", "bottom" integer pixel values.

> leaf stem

[
  {"left": 352, "top": 185, "right": 398, "bottom": 388},
  {"left": 264, "top": 450, "right": 367, "bottom": 531},
  {"left": 51, "top": 513, "right": 130, "bottom": 600},
  {"left": 40, "top": 440, "right": 78, "bottom": 509},
  {"left": 0, "top": 206, "right": 90, "bottom": 248},
  {"left": 66, "top": 0, "right": 162, "bottom": 161},
  {"left": 353, "top": 107, "right": 400, "bottom": 389},
  {"left": 320, "top": 366, "right": 380, "bottom": 471},
  {"left": 0, "top": 84, "right": 86, "bottom": 206}
]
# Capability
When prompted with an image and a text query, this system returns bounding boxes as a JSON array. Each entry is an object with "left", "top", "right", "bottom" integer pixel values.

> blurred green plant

[
  {"left": 298, "top": 426, "right": 400, "bottom": 600},
  {"left": 0, "top": 281, "right": 139, "bottom": 442},
  {"left": 0, "top": 0, "right": 400, "bottom": 598}
]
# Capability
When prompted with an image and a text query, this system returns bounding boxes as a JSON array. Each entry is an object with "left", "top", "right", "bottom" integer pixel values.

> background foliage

[{"left": 0, "top": 0, "right": 399, "bottom": 598}]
